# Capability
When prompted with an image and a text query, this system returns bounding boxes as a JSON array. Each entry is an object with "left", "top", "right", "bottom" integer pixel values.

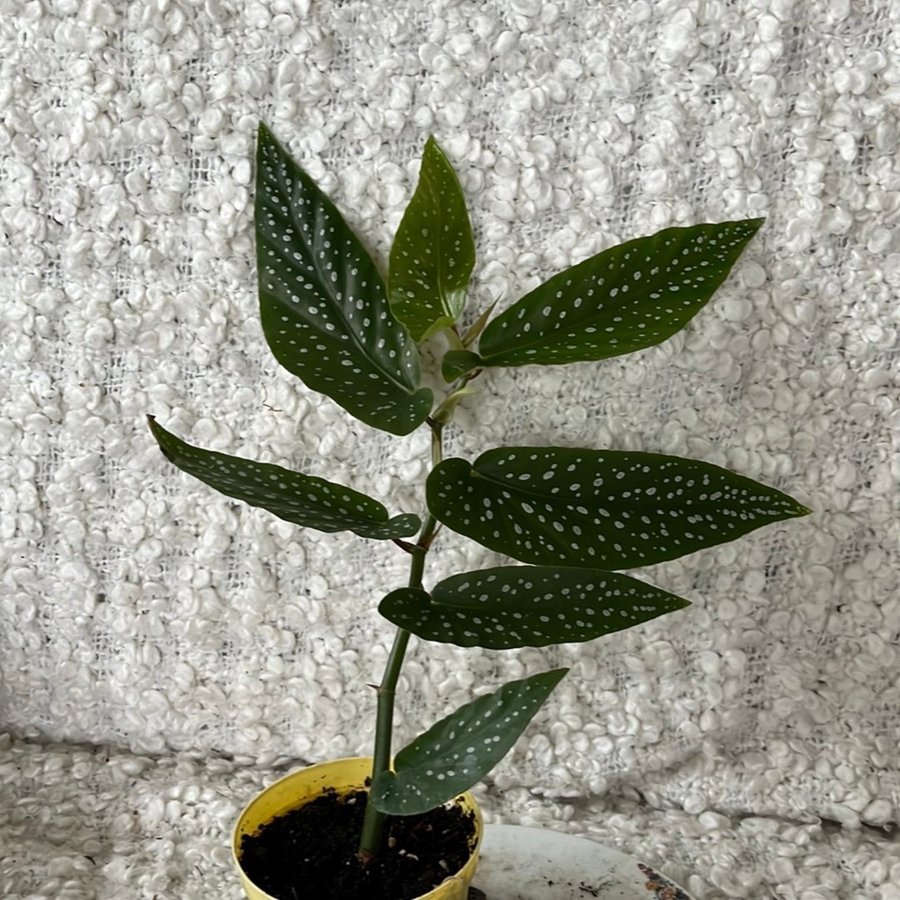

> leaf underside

[
  {"left": 256, "top": 124, "right": 432, "bottom": 436},
  {"left": 427, "top": 447, "right": 810, "bottom": 569},
  {"left": 379, "top": 566, "right": 690, "bottom": 649},
  {"left": 470, "top": 219, "right": 764, "bottom": 371},
  {"left": 371, "top": 668, "right": 567, "bottom": 815},
  {"left": 148, "top": 417, "right": 421, "bottom": 539},
  {"left": 389, "top": 136, "right": 475, "bottom": 342}
]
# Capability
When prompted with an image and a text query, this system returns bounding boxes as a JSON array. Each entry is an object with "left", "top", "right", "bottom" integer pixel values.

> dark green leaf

[
  {"left": 477, "top": 219, "right": 763, "bottom": 368},
  {"left": 148, "top": 417, "right": 421, "bottom": 539},
  {"left": 256, "top": 124, "right": 432, "bottom": 436},
  {"left": 379, "top": 567, "right": 689, "bottom": 649},
  {"left": 427, "top": 447, "right": 810, "bottom": 569},
  {"left": 389, "top": 137, "right": 475, "bottom": 342},
  {"left": 442, "top": 349, "right": 482, "bottom": 383},
  {"left": 371, "top": 669, "right": 567, "bottom": 815}
]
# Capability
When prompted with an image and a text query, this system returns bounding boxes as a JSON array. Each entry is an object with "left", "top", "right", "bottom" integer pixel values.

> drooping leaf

[
  {"left": 475, "top": 219, "right": 764, "bottom": 368},
  {"left": 379, "top": 567, "right": 689, "bottom": 649},
  {"left": 388, "top": 136, "right": 475, "bottom": 342},
  {"left": 427, "top": 447, "right": 810, "bottom": 569},
  {"left": 148, "top": 417, "right": 421, "bottom": 539},
  {"left": 255, "top": 124, "right": 432, "bottom": 436},
  {"left": 371, "top": 669, "right": 567, "bottom": 815}
]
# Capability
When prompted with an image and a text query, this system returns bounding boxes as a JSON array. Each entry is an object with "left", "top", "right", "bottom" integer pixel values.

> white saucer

[{"left": 472, "top": 824, "right": 694, "bottom": 899}]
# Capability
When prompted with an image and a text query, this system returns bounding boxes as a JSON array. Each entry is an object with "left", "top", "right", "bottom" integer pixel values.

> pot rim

[{"left": 232, "top": 756, "right": 483, "bottom": 900}]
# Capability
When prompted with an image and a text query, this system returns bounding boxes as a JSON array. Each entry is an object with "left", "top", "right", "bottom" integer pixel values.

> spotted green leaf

[
  {"left": 148, "top": 417, "right": 420, "bottom": 539},
  {"left": 467, "top": 219, "right": 763, "bottom": 370},
  {"left": 388, "top": 137, "right": 475, "bottom": 342},
  {"left": 427, "top": 447, "right": 810, "bottom": 569},
  {"left": 371, "top": 668, "right": 567, "bottom": 815},
  {"left": 379, "top": 567, "right": 689, "bottom": 649},
  {"left": 256, "top": 124, "right": 432, "bottom": 436}
]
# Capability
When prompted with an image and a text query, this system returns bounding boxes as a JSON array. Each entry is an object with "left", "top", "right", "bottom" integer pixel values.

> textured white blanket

[{"left": 1, "top": 0, "right": 898, "bottom": 897}]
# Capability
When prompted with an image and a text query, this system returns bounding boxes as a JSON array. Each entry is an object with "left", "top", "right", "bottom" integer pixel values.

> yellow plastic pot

[{"left": 232, "top": 757, "right": 483, "bottom": 900}]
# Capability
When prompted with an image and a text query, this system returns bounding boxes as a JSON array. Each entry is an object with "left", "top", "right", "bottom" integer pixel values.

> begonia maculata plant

[{"left": 149, "top": 125, "right": 809, "bottom": 860}]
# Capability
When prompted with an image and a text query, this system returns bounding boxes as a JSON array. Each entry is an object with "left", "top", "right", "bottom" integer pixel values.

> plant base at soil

[{"left": 238, "top": 788, "right": 476, "bottom": 900}]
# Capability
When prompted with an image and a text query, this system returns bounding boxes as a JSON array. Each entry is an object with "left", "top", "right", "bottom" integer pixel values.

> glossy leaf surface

[
  {"left": 427, "top": 447, "right": 809, "bottom": 569},
  {"left": 476, "top": 219, "right": 763, "bottom": 368},
  {"left": 379, "top": 566, "right": 689, "bottom": 649},
  {"left": 148, "top": 417, "right": 421, "bottom": 539},
  {"left": 256, "top": 124, "right": 432, "bottom": 435},
  {"left": 389, "top": 137, "right": 475, "bottom": 341},
  {"left": 371, "top": 669, "right": 567, "bottom": 815}
]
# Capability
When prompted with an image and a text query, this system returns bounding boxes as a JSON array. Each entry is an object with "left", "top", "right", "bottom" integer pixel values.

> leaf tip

[
  {"left": 424, "top": 134, "right": 445, "bottom": 157},
  {"left": 146, "top": 416, "right": 176, "bottom": 463},
  {"left": 146, "top": 414, "right": 165, "bottom": 442},
  {"left": 746, "top": 216, "right": 765, "bottom": 234}
]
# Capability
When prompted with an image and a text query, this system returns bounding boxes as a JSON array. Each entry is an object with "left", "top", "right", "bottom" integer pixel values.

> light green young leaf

[
  {"left": 427, "top": 447, "right": 810, "bottom": 569},
  {"left": 256, "top": 124, "right": 432, "bottom": 436},
  {"left": 379, "top": 567, "right": 689, "bottom": 649},
  {"left": 389, "top": 137, "right": 475, "bottom": 342},
  {"left": 476, "top": 219, "right": 763, "bottom": 368},
  {"left": 148, "top": 417, "right": 421, "bottom": 540},
  {"left": 371, "top": 669, "right": 567, "bottom": 815}
]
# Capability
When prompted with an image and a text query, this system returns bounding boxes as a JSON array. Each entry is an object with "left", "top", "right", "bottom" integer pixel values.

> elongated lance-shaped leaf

[
  {"left": 462, "top": 219, "right": 762, "bottom": 372},
  {"left": 388, "top": 137, "right": 475, "bottom": 342},
  {"left": 427, "top": 447, "right": 810, "bottom": 569},
  {"left": 379, "top": 566, "right": 689, "bottom": 649},
  {"left": 148, "top": 417, "right": 420, "bottom": 539},
  {"left": 256, "top": 124, "right": 432, "bottom": 435},
  {"left": 371, "top": 669, "right": 567, "bottom": 815}
]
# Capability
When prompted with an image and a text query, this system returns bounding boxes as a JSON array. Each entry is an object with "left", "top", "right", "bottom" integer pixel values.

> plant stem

[
  {"left": 358, "top": 625, "right": 410, "bottom": 861},
  {"left": 358, "top": 422, "right": 444, "bottom": 860}
]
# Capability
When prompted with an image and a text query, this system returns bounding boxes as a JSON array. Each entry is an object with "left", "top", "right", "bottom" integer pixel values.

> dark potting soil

[{"left": 239, "top": 789, "right": 477, "bottom": 900}]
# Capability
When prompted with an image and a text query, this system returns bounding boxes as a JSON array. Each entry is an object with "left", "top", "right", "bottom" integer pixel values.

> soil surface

[{"left": 239, "top": 788, "right": 477, "bottom": 900}]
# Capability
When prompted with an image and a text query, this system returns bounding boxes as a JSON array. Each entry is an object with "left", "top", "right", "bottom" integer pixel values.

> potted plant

[{"left": 148, "top": 125, "right": 809, "bottom": 900}]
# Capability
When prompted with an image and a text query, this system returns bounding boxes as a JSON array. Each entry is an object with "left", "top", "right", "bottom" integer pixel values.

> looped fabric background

[{"left": 1, "top": 1, "right": 898, "bottom": 897}]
